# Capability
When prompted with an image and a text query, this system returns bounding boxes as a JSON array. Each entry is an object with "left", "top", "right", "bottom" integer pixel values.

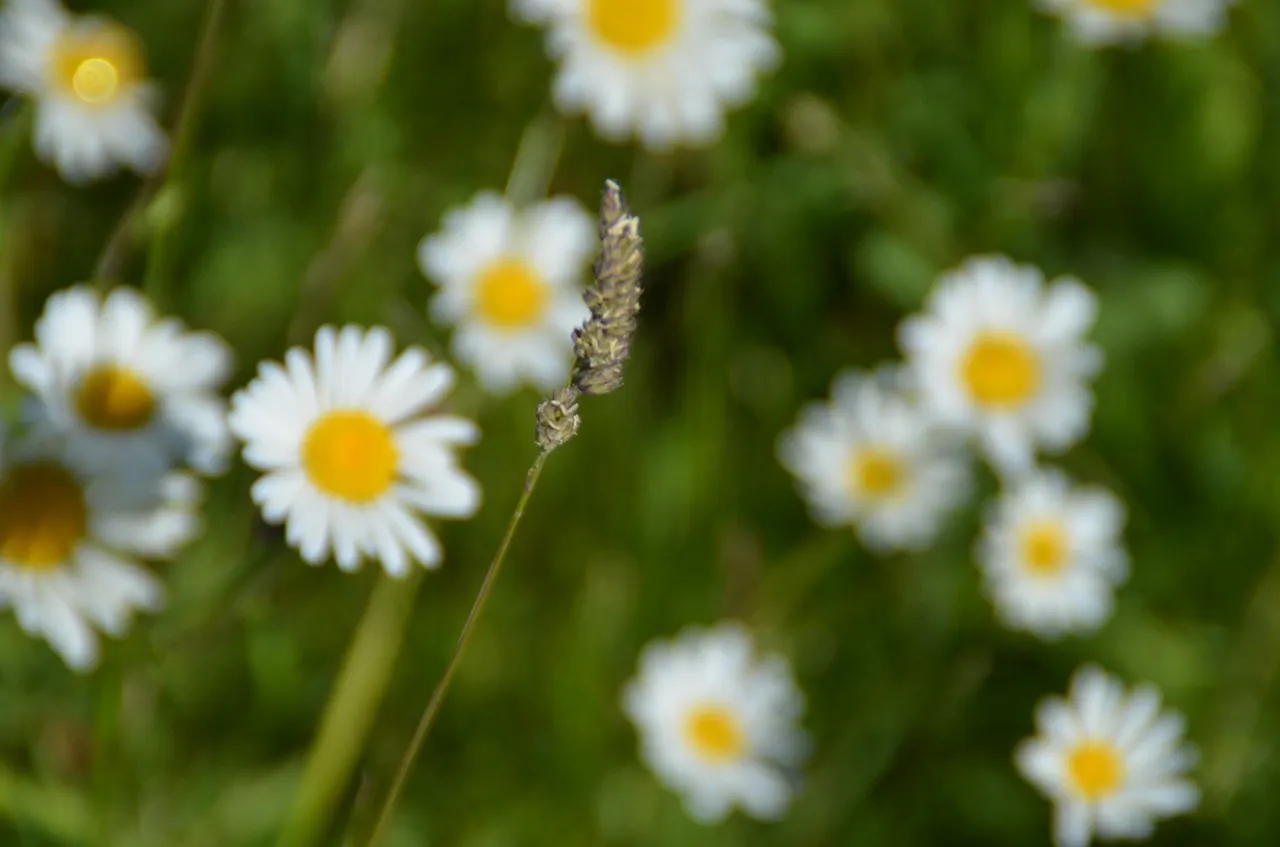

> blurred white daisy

[
  {"left": 977, "top": 468, "right": 1127, "bottom": 639},
  {"left": 1036, "top": 0, "right": 1235, "bottom": 45},
  {"left": 0, "top": 0, "right": 166, "bottom": 183},
  {"left": 776, "top": 368, "right": 970, "bottom": 553},
  {"left": 228, "top": 325, "right": 482, "bottom": 576},
  {"left": 418, "top": 191, "right": 594, "bottom": 394},
  {"left": 1016, "top": 665, "right": 1200, "bottom": 847},
  {"left": 9, "top": 285, "right": 234, "bottom": 478},
  {"left": 0, "top": 431, "right": 200, "bottom": 671},
  {"left": 897, "top": 255, "right": 1103, "bottom": 475},
  {"left": 511, "top": 0, "right": 780, "bottom": 149},
  {"left": 622, "top": 621, "right": 808, "bottom": 823}
]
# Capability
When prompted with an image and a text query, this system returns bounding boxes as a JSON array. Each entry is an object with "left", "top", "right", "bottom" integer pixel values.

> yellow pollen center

[
  {"left": 76, "top": 366, "right": 156, "bottom": 431},
  {"left": 1019, "top": 520, "right": 1070, "bottom": 575},
  {"left": 1086, "top": 0, "right": 1157, "bottom": 17},
  {"left": 849, "top": 448, "right": 903, "bottom": 498},
  {"left": 50, "top": 24, "right": 143, "bottom": 107},
  {"left": 586, "top": 0, "right": 679, "bottom": 53},
  {"left": 0, "top": 463, "right": 88, "bottom": 570},
  {"left": 475, "top": 258, "right": 549, "bottom": 329},
  {"left": 1066, "top": 741, "right": 1124, "bottom": 800},
  {"left": 960, "top": 332, "right": 1040, "bottom": 407},
  {"left": 302, "top": 411, "right": 398, "bottom": 504},
  {"left": 684, "top": 704, "right": 746, "bottom": 763}
]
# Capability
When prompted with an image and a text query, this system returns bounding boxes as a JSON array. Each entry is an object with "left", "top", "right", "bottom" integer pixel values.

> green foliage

[{"left": 2, "top": 0, "right": 1279, "bottom": 844}]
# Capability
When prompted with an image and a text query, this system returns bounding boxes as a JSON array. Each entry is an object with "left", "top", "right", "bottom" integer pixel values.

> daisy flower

[
  {"left": 9, "top": 285, "right": 234, "bottom": 479},
  {"left": 622, "top": 621, "right": 808, "bottom": 823},
  {"left": 510, "top": 0, "right": 780, "bottom": 149},
  {"left": 977, "top": 468, "right": 1127, "bottom": 639},
  {"left": 776, "top": 368, "right": 970, "bottom": 553},
  {"left": 897, "top": 255, "right": 1103, "bottom": 475},
  {"left": 1036, "top": 0, "right": 1235, "bottom": 46},
  {"left": 0, "top": 0, "right": 166, "bottom": 183},
  {"left": 0, "top": 430, "right": 200, "bottom": 671},
  {"left": 418, "top": 191, "right": 594, "bottom": 394},
  {"left": 1016, "top": 665, "right": 1200, "bottom": 847},
  {"left": 228, "top": 325, "right": 482, "bottom": 576}
]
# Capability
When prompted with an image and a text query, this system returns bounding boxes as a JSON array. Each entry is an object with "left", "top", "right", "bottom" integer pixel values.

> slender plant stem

[
  {"left": 276, "top": 571, "right": 424, "bottom": 847},
  {"left": 362, "top": 451, "right": 551, "bottom": 847},
  {"left": 94, "top": 0, "right": 229, "bottom": 288},
  {"left": 503, "top": 108, "right": 565, "bottom": 208}
]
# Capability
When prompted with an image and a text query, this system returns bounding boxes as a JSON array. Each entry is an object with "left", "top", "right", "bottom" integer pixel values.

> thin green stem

[
  {"left": 362, "top": 451, "right": 551, "bottom": 847},
  {"left": 94, "top": 0, "right": 229, "bottom": 289},
  {"left": 276, "top": 571, "right": 424, "bottom": 847},
  {"left": 503, "top": 108, "right": 566, "bottom": 208}
]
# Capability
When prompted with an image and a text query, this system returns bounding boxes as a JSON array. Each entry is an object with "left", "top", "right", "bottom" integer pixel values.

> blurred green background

[{"left": 2, "top": 0, "right": 1280, "bottom": 844}]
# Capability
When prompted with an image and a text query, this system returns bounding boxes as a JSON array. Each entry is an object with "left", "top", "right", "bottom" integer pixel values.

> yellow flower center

[
  {"left": 49, "top": 24, "right": 143, "bottom": 106},
  {"left": 302, "top": 410, "right": 398, "bottom": 504},
  {"left": 1018, "top": 520, "right": 1070, "bottom": 575},
  {"left": 0, "top": 463, "right": 88, "bottom": 570},
  {"left": 1066, "top": 741, "right": 1125, "bottom": 800},
  {"left": 848, "top": 448, "right": 903, "bottom": 499},
  {"left": 1086, "top": 0, "right": 1157, "bottom": 17},
  {"left": 76, "top": 365, "right": 156, "bottom": 431},
  {"left": 475, "top": 258, "right": 549, "bottom": 329},
  {"left": 586, "top": 0, "right": 680, "bottom": 54},
  {"left": 960, "top": 332, "right": 1040, "bottom": 408},
  {"left": 683, "top": 704, "right": 746, "bottom": 763}
]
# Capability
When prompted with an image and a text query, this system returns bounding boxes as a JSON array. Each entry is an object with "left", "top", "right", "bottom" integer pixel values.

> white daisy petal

[
  {"left": 622, "top": 621, "right": 808, "bottom": 824},
  {"left": 1016, "top": 665, "right": 1199, "bottom": 847},
  {"left": 1035, "top": 0, "right": 1236, "bottom": 46},
  {"left": 228, "top": 325, "right": 482, "bottom": 577},
  {"left": 419, "top": 192, "right": 594, "bottom": 396},
  {"left": 898, "top": 255, "right": 1102, "bottom": 474},
  {"left": 777, "top": 368, "right": 970, "bottom": 553},
  {"left": 513, "top": 0, "right": 779, "bottom": 148}
]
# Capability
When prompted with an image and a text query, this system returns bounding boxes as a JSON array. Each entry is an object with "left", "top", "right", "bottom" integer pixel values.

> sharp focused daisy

[
  {"left": 0, "top": 431, "right": 200, "bottom": 671},
  {"left": 228, "top": 325, "right": 482, "bottom": 576},
  {"left": 510, "top": 0, "right": 780, "bottom": 149},
  {"left": 1016, "top": 665, "right": 1200, "bottom": 847},
  {"left": 418, "top": 191, "right": 595, "bottom": 395},
  {"left": 776, "top": 368, "right": 970, "bottom": 553},
  {"left": 977, "top": 468, "right": 1127, "bottom": 639},
  {"left": 9, "top": 285, "right": 234, "bottom": 479},
  {"left": 897, "top": 255, "right": 1103, "bottom": 475},
  {"left": 0, "top": 0, "right": 167, "bottom": 183},
  {"left": 1036, "top": 0, "right": 1235, "bottom": 45},
  {"left": 622, "top": 621, "right": 808, "bottom": 823}
]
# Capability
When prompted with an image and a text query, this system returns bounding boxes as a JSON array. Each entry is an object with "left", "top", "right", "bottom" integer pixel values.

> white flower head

[
  {"left": 511, "top": 0, "right": 780, "bottom": 149},
  {"left": 0, "top": 0, "right": 167, "bottom": 183},
  {"left": 418, "top": 191, "right": 594, "bottom": 395},
  {"left": 777, "top": 367, "right": 970, "bottom": 553},
  {"left": 1036, "top": 0, "right": 1235, "bottom": 46},
  {"left": 897, "top": 255, "right": 1103, "bottom": 476},
  {"left": 228, "top": 325, "right": 482, "bottom": 577},
  {"left": 9, "top": 285, "right": 235, "bottom": 478},
  {"left": 0, "top": 429, "right": 200, "bottom": 671},
  {"left": 977, "top": 468, "right": 1127, "bottom": 639},
  {"left": 622, "top": 621, "right": 808, "bottom": 824},
  {"left": 1016, "top": 665, "right": 1200, "bottom": 847}
]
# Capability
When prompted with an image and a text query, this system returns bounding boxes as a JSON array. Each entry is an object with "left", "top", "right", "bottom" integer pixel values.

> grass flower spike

[
  {"left": 228, "top": 325, "right": 481, "bottom": 577},
  {"left": 0, "top": 431, "right": 200, "bottom": 671},
  {"left": 511, "top": 0, "right": 780, "bottom": 149},
  {"left": 777, "top": 368, "right": 970, "bottom": 553},
  {"left": 623, "top": 621, "right": 808, "bottom": 823},
  {"left": 977, "top": 468, "right": 1127, "bottom": 639},
  {"left": 898, "top": 255, "right": 1102, "bottom": 476},
  {"left": 1036, "top": 0, "right": 1236, "bottom": 45},
  {"left": 418, "top": 192, "right": 594, "bottom": 394},
  {"left": 1016, "top": 666, "right": 1199, "bottom": 847},
  {"left": 0, "top": 0, "right": 167, "bottom": 183},
  {"left": 9, "top": 285, "right": 234, "bottom": 478}
]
